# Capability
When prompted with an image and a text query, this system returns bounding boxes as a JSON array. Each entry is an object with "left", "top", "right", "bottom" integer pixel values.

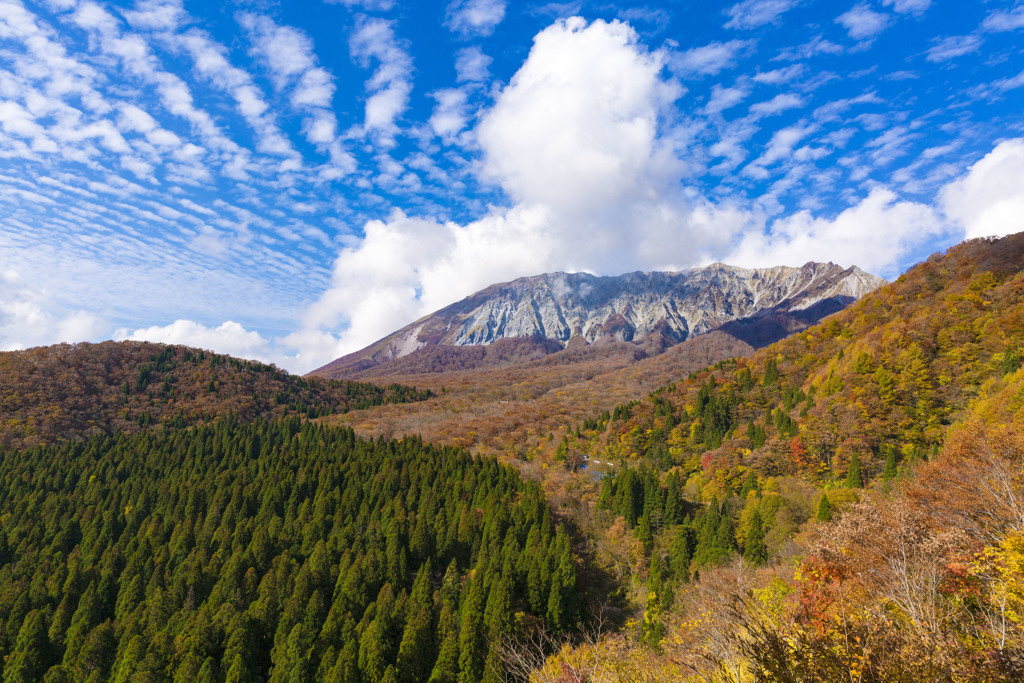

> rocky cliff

[{"left": 312, "top": 262, "right": 885, "bottom": 377}]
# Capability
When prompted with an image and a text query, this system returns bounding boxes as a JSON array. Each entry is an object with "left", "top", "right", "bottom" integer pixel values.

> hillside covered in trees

[
  {"left": 514, "top": 234, "right": 1024, "bottom": 681},
  {"left": 0, "top": 342, "right": 431, "bottom": 450},
  {"left": 0, "top": 418, "right": 580, "bottom": 682},
  {"left": 565, "top": 233, "right": 1024, "bottom": 490}
]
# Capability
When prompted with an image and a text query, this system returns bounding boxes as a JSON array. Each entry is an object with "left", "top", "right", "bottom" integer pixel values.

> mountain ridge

[{"left": 313, "top": 261, "right": 884, "bottom": 378}]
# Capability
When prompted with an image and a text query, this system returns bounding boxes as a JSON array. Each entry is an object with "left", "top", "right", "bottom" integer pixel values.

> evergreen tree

[
  {"left": 846, "top": 452, "right": 864, "bottom": 488},
  {"left": 882, "top": 446, "right": 898, "bottom": 483},
  {"left": 669, "top": 526, "right": 695, "bottom": 582},
  {"left": 816, "top": 493, "right": 833, "bottom": 522},
  {"left": 4, "top": 609, "right": 51, "bottom": 683},
  {"left": 744, "top": 510, "right": 768, "bottom": 566}
]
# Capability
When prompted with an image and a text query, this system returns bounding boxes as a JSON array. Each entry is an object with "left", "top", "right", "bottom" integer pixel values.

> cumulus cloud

[
  {"left": 429, "top": 88, "right": 470, "bottom": 141},
  {"left": 445, "top": 0, "right": 507, "bottom": 37},
  {"left": 454, "top": 46, "right": 492, "bottom": 83},
  {"left": 941, "top": 138, "right": 1024, "bottom": 240},
  {"left": 115, "top": 318, "right": 272, "bottom": 357},
  {"left": 295, "top": 18, "right": 748, "bottom": 357},
  {"left": 837, "top": 4, "right": 890, "bottom": 41},
  {"left": 726, "top": 188, "right": 946, "bottom": 277},
  {"left": 0, "top": 270, "right": 106, "bottom": 351}
]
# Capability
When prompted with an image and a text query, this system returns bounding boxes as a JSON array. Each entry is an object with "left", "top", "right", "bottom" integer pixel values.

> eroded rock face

[{"left": 315, "top": 261, "right": 885, "bottom": 375}]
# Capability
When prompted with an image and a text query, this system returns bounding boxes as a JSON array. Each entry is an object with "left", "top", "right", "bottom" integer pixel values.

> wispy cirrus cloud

[
  {"left": 982, "top": 6, "right": 1024, "bottom": 32},
  {"left": 724, "top": 0, "right": 799, "bottom": 30},
  {"left": 673, "top": 39, "right": 753, "bottom": 77},
  {"left": 925, "top": 34, "right": 982, "bottom": 63},
  {"left": 881, "top": 0, "right": 930, "bottom": 16}
]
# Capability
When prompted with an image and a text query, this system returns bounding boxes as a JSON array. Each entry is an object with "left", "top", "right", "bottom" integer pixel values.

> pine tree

[
  {"left": 4, "top": 609, "right": 51, "bottom": 683},
  {"left": 846, "top": 452, "right": 864, "bottom": 488},
  {"left": 669, "top": 526, "right": 694, "bottom": 582},
  {"left": 712, "top": 514, "right": 737, "bottom": 564},
  {"left": 744, "top": 510, "right": 768, "bottom": 566},
  {"left": 882, "top": 446, "right": 898, "bottom": 483},
  {"left": 816, "top": 493, "right": 833, "bottom": 522}
]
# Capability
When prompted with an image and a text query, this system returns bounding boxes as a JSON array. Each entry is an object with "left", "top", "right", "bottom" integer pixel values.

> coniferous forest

[{"left": 0, "top": 419, "right": 579, "bottom": 682}]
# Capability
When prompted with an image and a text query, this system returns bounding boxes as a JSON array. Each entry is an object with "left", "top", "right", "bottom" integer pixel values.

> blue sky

[{"left": 1, "top": 0, "right": 1023, "bottom": 372}]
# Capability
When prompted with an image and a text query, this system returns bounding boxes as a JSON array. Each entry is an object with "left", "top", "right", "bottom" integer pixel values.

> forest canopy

[{"left": 0, "top": 418, "right": 580, "bottom": 682}]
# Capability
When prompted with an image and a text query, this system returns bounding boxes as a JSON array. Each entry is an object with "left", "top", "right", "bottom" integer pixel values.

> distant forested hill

[
  {"left": 0, "top": 341, "right": 430, "bottom": 450},
  {"left": 0, "top": 418, "right": 580, "bottom": 682}
]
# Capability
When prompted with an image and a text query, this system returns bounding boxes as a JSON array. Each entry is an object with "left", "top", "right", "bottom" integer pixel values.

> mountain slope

[
  {"left": 580, "top": 233, "right": 1024, "bottom": 485},
  {"left": 0, "top": 341, "right": 430, "bottom": 450},
  {"left": 313, "top": 262, "right": 884, "bottom": 378}
]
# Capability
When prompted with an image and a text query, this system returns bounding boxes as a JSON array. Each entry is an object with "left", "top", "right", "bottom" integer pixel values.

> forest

[{"left": 0, "top": 418, "right": 579, "bottom": 682}]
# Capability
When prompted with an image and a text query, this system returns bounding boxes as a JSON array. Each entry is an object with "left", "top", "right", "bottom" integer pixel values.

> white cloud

[
  {"left": 122, "top": 0, "right": 185, "bottom": 31},
  {"left": 941, "top": 138, "right": 1024, "bottom": 240},
  {"left": 724, "top": 0, "right": 799, "bottom": 30},
  {"left": 324, "top": 0, "right": 396, "bottom": 9},
  {"left": 982, "top": 7, "right": 1024, "bottom": 32},
  {"left": 115, "top": 319, "right": 272, "bottom": 359},
  {"left": 926, "top": 35, "right": 982, "bottom": 63},
  {"left": 349, "top": 16, "right": 413, "bottom": 142},
  {"left": 704, "top": 84, "right": 750, "bottom": 114},
  {"left": 239, "top": 13, "right": 317, "bottom": 88},
  {"left": 0, "top": 270, "right": 106, "bottom": 351},
  {"left": 881, "top": 0, "right": 930, "bottom": 15},
  {"left": 429, "top": 88, "right": 470, "bottom": 141},
  {"left": 455, "top": 46, "right": 492, "bottom": 82},
  {"left": 674, "top": 39, "right": 752, "bottom": 77},
  {"left": 745, "top": 124, "right": 815, "bottom": 176},
  {"left": 476, "top": 17, "right": 683, "bottom": 214},
  {"left": 749, "top": 92, "right": 805, "bottom": 116},
  {"left": 726, "top": 188, "right": 945, "bottom": 277},
  {"left": 775, "top": 35, "right": 844, "bottom": 60},
  {"left": 753, "top": 64, "right": 805, "bottom": 84},
  {"left": 237, "top": 14, "right": 345, "bottom": 160},
  {"left": 445, "top": 0, "right": 507, "bottom": 37},
  {"left": 837, "top": 4, "right": 890, "bottom": 41}
]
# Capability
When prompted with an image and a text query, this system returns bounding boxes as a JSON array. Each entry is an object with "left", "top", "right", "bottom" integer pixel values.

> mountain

[
  {"left": 0, "top": 341, "right": 430, "bottom": 450},
  {"left": 312, "top": 262, "right": 884, "bottom": 378},
  {"left": 584, "top": 233, "right": 1024, "bottom": 482}
]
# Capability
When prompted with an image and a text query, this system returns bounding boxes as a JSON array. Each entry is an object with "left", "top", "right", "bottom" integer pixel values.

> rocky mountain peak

[{"left": 312, "top": 261, "right": 886, "bottom": 377}]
